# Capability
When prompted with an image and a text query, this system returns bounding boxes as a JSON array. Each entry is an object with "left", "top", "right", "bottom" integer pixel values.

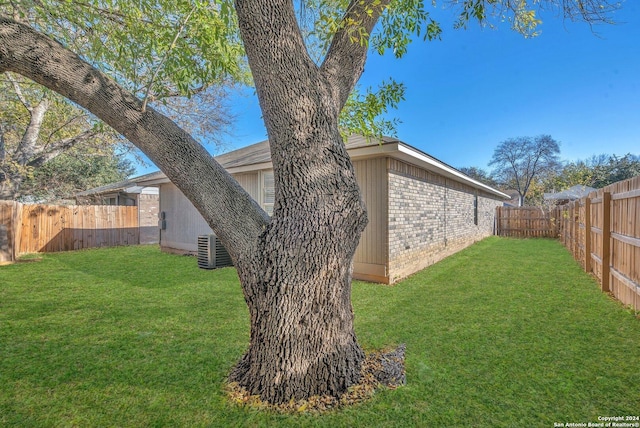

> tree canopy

[
  {"left": 0, "top": 72, "right": 134, "bottom": 200},
  {"left": 552, "top": 153, "right": 640, "bottom": 190},
  {"left": 1, "top": 0, "right": 246, "bottom": 100},
  {"left": 0, "top": 0, "right": 621, "bottom": 143},
  {"left": 489, "top": 135, "right": 561, "bottom": 206}
]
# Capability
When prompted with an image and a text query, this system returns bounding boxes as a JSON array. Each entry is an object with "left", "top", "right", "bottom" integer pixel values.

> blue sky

[{"left": 135, "top": 2, "right": 639, "bottom": 175}]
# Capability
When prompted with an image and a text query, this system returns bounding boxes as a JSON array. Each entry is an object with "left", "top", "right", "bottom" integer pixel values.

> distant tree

[
  {"left": 458, "top": 166, "right": 499, "bottom": 188},
  {"left": 523, "top": 176, "right": 551, "bottom": 206},
  {"left": 21, "top": 150, "right": 135, "bottom": 203},
  {"left": 551, "top": 153, "right": 640, "bottom": 190},
  {"left": 0, "top": 73, "right": 129, "bottom": 200},
  {"left": 592, "top": 153, "right": 640, "bottom": 187},
  {"left": 0, "top": 75, "right": 238, "bottom": 203},
  {"left": 489, "top": 135, "right": 561, "bottom": 206}
]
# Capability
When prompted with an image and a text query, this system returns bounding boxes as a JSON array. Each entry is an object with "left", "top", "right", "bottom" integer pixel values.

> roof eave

[{"left": 392, "top": 143, "right": 510, "bottom": 199}]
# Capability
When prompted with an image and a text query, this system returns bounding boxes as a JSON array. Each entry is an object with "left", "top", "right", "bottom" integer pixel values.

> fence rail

[
  {"left": 496, "top": 175, "right": 640, "bottom": 311},
  {"left": 0, "top": 202, "right": 139, "bottom": 263}
]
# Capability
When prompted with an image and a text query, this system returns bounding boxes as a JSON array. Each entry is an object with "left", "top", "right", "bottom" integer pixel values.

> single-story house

[
  {"left": 544, "top": 185, "right": 597, "bottom": 205},
  {"left": 75, "top": 172, "right": 160, "bottom": 244},
  {"left": 133, "top": 135, "right": 509, "bottom": 283}
]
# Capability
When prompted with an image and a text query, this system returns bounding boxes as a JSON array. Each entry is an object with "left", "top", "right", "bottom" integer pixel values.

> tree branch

[
  {"left": 27, "top": 129, "right": 97, "bottom": 168},
  {"left": 44, "top": 112, "right": 92, "bottom": 145},
  {"left": 0, "top": 123, "right": 6, "bottom": 161},
  {"left": 234, "top": 0, "right": 318, "bottom": 101},
  {"left": 320, "top": 0, "right": 392, "bottom": 109},
  {"left": 71, "top": 1, "right": 156, "bottom": 26},
  {"left": 140, "top": 5, "right": 197, "bottom": 112},
  {"left": 6, "top": 72, "right": 32, "bottom": 111},
  {"left": 0, "top": 16, "right": 269, "bottom": 263},
  {"left": 14, "top": 97, "right": 50, "bottom": 165}
]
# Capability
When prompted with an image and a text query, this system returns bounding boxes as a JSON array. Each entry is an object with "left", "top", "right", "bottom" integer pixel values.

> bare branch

[
  {"left": 27, "top": 129, "right": 98, "bottom": 167},
  {"left": 0, "top": 123, "right": 6, "bottom": 161},
  {"left": 6, "top": 72, "right": 32, "bottom": 110},
  {"left": 43, "top": 111, "right": 92, "bottom": 145}
]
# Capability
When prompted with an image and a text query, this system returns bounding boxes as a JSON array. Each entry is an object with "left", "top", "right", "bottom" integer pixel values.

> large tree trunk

[
  {"left": 225, "top": 0, "right": 382, "bottom": 403},
  {"left": 229, "top": 119, "right": 368, "bottom": 403}
]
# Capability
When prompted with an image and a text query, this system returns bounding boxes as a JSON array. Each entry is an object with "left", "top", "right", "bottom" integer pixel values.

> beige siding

[
  {"left": 159, "top": 172, "right": 262, "bottom": 254},
  {"left": 353, "top": 158, "right": 389, "bottom": 282},
  {"left": 235, "top": 172, "right": 260, "bottom": 202},
  {"left": 159, "top": 183, "right": 212, "bottom": 253}
]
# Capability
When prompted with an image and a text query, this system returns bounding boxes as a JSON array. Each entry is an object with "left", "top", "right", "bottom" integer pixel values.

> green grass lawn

[{"left": 1, "top": 237, "right": 638, "bottom": 427}]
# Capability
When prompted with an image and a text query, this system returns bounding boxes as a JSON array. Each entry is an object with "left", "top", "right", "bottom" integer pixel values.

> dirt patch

[{"left": 226, "top": 344, "right": 406, "bottom": 414}]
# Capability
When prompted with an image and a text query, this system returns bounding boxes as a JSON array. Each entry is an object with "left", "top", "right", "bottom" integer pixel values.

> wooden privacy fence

[
  {"left": 497, "top": 175, "right": 640, "bottom": 311},
  {"left": 0, "top": 201, "right": 139, "bottom": 263},
  {"left": 558, "top": 175, "right": 640, "bottom": 311},
  {"left": 495, "top": 206, "right": 560, "bottom": 238}
]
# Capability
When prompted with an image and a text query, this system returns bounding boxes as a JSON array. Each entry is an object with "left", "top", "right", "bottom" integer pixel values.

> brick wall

[
  {"left": 138, "top": 193, "right": 159, "bottom": 244},
  {"left": 387, "top": 160, "right": 502, "bottom": 283}
]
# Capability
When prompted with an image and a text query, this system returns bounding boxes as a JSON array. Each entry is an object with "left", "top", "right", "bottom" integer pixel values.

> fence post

[
  {"left": 569, "top": 201, "right": 578, "bottom": 259},
  {"left": 0, "top": 202, "right": 13, "bottom": 263},
  {"left": 584, "top": 197, "right": 591, "bottom": 274},
  {"left": 13, "top": 202, "right": 22, "bottom": 260},
  {"left": 601, "top": 192, "right": 611, "bottom": 293}
]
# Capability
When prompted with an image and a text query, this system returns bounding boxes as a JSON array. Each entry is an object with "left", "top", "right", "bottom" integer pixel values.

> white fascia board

[
  {"left": 141, "top": 187, "right": 160, "bottom": 195},
  {"left": 394, "top": 144, "right": 510, "bottom": 199},
  {"left": 133, "top": 177, "right": 170, "bottom": 186},
  {"left": 347, "top": 141, "right": 400, "bottom": 159},
  {"left": 124, "top": 186, "right": 144, "bottom": 194}
]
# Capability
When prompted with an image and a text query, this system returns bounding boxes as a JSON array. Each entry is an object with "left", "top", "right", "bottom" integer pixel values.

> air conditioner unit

[{"left": 197, "top": 234, "right": 233, "bottom": 269}]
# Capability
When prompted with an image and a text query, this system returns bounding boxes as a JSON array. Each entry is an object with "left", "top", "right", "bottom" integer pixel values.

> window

[
  {"left": 103, "top": 197, "right": 117, "bottom": 206},
  {"left": 262, "top": 171, "right": 275, "bottom": 215},
  {"left": 473, "top": 195, "right": 478, "bottom": 226}
]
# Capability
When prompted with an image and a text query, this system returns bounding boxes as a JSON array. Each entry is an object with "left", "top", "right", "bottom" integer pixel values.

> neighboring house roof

[
  {"left": 107, "top": 135, "right": 509, "bottom": 199},
  {"left": 76, "top": 171, "right": 162, "bottom": 197},
  {"left": 544, "top": 185, "right": 597, "bottom": 201}
]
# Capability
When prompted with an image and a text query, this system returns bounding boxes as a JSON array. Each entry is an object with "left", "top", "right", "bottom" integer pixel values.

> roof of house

[
  {"left": 75, "top": 171, "right": 162, "bottom": 197},
  {"left": 83, "top": 135, "right": 509, "bottom": 199},
  {"left": 212, "top": 135, "right": 400, "bottom": 170},
  {"left": 544, "top": 185, "right": 597, "bottom": 201}
]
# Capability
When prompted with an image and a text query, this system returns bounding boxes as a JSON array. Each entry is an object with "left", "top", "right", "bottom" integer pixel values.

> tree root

[{"left": 225, "top": 344, "right": 406, "bottom": 414}]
